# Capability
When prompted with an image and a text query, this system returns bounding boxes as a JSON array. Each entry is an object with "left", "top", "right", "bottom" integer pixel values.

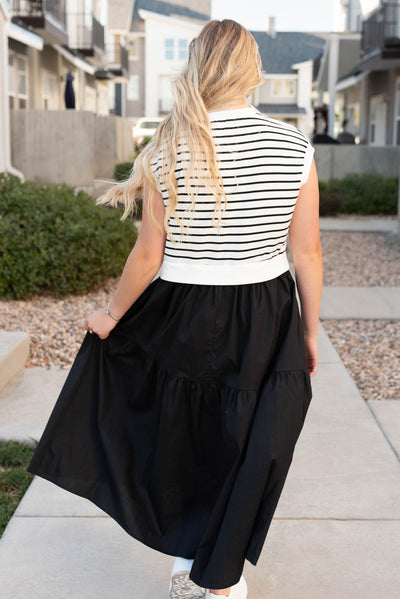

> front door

[{"left": 370, "top": 95, "right": 387, "bottom": 146}]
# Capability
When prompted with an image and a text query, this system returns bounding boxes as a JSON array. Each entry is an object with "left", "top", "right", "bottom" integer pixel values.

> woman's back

[{"left": 151, "top": 104, "right": 314, "bottom": 285}]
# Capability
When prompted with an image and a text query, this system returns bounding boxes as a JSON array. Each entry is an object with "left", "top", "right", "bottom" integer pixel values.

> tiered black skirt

[{"left": 27, "top": 270, "right": 312, "bottom": 589}]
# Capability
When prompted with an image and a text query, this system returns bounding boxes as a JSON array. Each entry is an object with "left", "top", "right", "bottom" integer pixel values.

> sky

[{"left": 211, "top": 0, "right": 337, "bottom": 32}]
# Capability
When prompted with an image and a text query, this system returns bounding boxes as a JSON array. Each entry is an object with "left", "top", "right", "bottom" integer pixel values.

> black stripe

[
  {"left": 172, "top": 194, "right": 299, "bottom": 202},
  {"left": 164, "top": 245, "right": 287, "bottom": 261},
  {"left": 156, "top": 162, "right": 304, "bottom": 175},
  {"left": 165, "top": 232, "right": 287, "bottom": 245},
  {"left": 173, "top": 203, "right": 296, "bottom": 213},
  {"left": 174, "top": 174, "right": 302, "bottom": 183},
  {"left": 167, "top": 225, "right": 290, "bottom": 235},
  {"left": 169, "top": 211, "right": 294, "bottom": 220},
  {"left": 169, "top": 218, "right": 292, "bottom": 229},
  {"left": 161, "top": 180, "right": 300, "bottom": 193},
  {"left": 176, "top": 146, "right": 306, "bottom": 158}
]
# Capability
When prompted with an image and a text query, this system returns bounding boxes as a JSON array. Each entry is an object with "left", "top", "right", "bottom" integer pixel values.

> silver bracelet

[{"left": 105, "top": 301, "right": 120, "bottom": 322}]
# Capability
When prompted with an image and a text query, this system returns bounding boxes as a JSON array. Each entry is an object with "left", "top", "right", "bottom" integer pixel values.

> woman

[{"left": 27, "top": 19, "right": 322, "bottom": 599}]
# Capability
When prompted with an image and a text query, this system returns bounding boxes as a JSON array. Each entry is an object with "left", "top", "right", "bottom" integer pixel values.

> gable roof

[
  {"left": 133, "top": 0, "right": 210, "bottom": 24},
  {"left": 251, "top": 31, "right": 326, "bottom": 74}
]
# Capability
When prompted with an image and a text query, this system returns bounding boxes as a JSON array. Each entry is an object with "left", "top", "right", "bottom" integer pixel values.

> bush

[
  {"left": 113, "top": 162, "right": 133, "bottom": 181},
  {"left": 319, "top": 174, "right": 398, "bottom": 215},
  {"left": 0, "top": 173, "right": 137, "bottom": 300},
  {"left": 319, "top": 191, "right": 344, "bottom": 216}
]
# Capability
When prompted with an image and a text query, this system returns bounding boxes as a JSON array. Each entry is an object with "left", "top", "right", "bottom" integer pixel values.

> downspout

[{"left": 0, "top": 8, "right": 24, "bottom": 180}]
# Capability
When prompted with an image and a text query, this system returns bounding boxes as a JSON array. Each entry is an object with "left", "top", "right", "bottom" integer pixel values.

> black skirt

[{"left": 27, "top": 270, "right": 312, "bottom": 589}]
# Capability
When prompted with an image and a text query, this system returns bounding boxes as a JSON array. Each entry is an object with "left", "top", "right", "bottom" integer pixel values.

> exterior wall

[
  {"left": 0, "top": 1, "right": 9, "bottom": 172},
  {"left": 258, "top": 77, "right": 298, "bottom": 105},
  {"left": 10, "top": 110, "right": 135, "bottom": 186},
  {"left": 126, "top": 36, "right": 145, "bottom": 119},
  {"left": 314, "top": 144, "right": 400, "bottom": 180},
  {"left": 143, "top": 15, "right": 201, "bottom": 116}
]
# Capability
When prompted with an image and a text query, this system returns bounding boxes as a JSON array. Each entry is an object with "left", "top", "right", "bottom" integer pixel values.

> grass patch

[{"left": 0, "top": 440, "right": 37, "bottom": 538}]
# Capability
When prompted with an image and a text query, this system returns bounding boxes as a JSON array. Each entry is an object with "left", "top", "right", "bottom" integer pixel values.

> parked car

[{"left": 132, "top": 117, "right": 164, "bottom": 148}]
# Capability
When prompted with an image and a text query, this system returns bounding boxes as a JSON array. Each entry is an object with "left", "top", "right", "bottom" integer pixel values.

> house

[
  {"left": 126, "top": 4, "right": 325, "bottom": 136},
  {"left": 127, "top": 0, "right": 211, "bottom": 119},
  {"left": 317, "top": 0, "right": 400, "bottom": 145},
  {"left": 105, "top": 0, "right": 134, "bottom": 116},
  {"left": 1, "top": 0, "right": 23, "bottom": 176},
  {"left": 251, "top": 20, "right": 326, "bottom": 136},
  {"left": 6, "top": 0, "right": 110, "bottom": 114}
]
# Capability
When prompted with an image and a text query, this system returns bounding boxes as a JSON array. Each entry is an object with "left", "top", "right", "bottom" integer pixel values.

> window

[
  {"left": 165, "top": 38, "right": 174, "bottom": 60},
  {"left": 8, "top": 52, "right": 28, "bottom": 110},
  {"left": 285, "top": 80, "right": 294, "bottom": 95},
  {"left": 178, "top": 38, "right": 188, "bottom": 60},
  {"left": 395, "top": 77, "right": 400, "bottom": 146},
  {"left": 127, "top": 38, "right": 138, "bottom": 59},
  {"left": 272, "top": 78, "right": 295, "bottom": 97},
  {"left": 127, "top": 75, "right": 139, "bottom": 101},
  {"left": 42, "top": 70, "right": 59, "bottom": 110},
  {"left": 273, "top": 80, "right": 282, "bottom": 96}
]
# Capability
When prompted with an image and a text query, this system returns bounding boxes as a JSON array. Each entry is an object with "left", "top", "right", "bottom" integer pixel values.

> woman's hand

[
  {"left": 304, "top": 333, "right": 318, "bottom": 377},
  {"left": 84, "top": 308, "right": 118, "bottom": 340}
]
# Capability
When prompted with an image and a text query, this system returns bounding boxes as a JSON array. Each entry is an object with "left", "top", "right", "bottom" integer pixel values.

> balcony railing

[
  {"left": 11, "top": 0, "right": 66, "bottom": 26},
  {"left": 68, "top": 13, "right": 105, "bottom": 57},
  {"left": 106, "top": 42, "right": 129, "bottom": 77},
  {"left": 10, "top": 0, "right": 68, "bottom": 44},
  {"left": 361, "top": 2, "right": 400, "bottom": 56}
]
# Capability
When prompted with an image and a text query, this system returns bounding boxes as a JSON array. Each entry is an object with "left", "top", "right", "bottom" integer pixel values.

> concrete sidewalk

[
  {"left": 320, "top": 286, "right": 400, "bottom": 319},
  {"left": 319, "top": 216, "right": 398, "bottom": 233},
  {"left": 0, "top": 326, "right": 399, "bottom": 598}
]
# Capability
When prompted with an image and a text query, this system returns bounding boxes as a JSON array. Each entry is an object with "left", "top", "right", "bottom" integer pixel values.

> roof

[
  {"left": 258, "top": 104, "right": 307, "bottom": 115},
  {"left": 133, "top": 0, "right": 210, "bottom": 24},
  {"left": 250, "top": 31, "right": 326, "bottom": 74}
]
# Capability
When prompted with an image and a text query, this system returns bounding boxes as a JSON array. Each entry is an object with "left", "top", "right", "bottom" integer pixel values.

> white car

[{"left": 132, "top": 117, "right": 164, "bottom": 147}]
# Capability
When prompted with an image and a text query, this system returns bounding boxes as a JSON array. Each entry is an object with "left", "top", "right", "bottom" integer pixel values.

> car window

[{"left": 141, "top": 121, "right": 161, "bottom": 129}]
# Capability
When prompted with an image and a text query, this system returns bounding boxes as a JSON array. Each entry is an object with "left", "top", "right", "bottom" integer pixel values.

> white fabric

[{"left": 151, "top": 104, "right": 314, "bottom": 285}]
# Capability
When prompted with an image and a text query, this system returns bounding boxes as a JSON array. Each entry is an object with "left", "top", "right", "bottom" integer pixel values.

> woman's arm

[
  {"left": 84, "top": 180, "right": 167, "bottom": 339},
  {"left": 288, "top": 157, "right": 323, "bottom": 376}
]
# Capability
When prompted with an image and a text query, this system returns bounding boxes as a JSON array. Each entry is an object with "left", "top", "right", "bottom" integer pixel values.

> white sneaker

[
  {"left": 169, "top": 570, "right": 206, "bottom": 598},
  {"left": 205, "top": 575, "right": 247, "bottom": 599}
]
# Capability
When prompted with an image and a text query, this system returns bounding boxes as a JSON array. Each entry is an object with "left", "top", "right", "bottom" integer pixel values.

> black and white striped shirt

[{"left": 150, "top": 104, "right": 314, "bottom": 285}]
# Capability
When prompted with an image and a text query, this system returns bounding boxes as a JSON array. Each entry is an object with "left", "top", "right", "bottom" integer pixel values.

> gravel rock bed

[
  {"left": 323, "top": 320, "right": 400, "bottom": 401},
  {"left": 0, "top": 277, "right": 119, "bottom": 369},
  {"left": 319, "top": 232, "right": 400, "bottom": 286}
]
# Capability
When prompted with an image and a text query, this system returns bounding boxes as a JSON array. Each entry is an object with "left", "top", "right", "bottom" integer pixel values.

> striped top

[{"left": 150, "top": 104, "right": 314, "bottom": 285}]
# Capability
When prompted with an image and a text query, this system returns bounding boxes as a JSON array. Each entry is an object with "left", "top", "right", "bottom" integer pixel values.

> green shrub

[
  {"left": 320, "top": 174, "right": 398, "bottom": 215},
  {"left": 0, "top": 173, "right": 137, "bottom": 300},
  {"left": 319, "top": 191, "right": 344, "bottom": 216},
  {"left": 113, "top": 162, "right": 133, "bottom": 181}
]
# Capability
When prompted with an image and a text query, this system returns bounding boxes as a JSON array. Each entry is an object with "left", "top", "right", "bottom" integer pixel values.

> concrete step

[{"left": 0, "top": 330, "right": 30, "bottom": 396}]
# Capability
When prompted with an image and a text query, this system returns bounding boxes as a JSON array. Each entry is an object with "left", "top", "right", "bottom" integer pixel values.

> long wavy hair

[{"left": 96, "top": 19, "right": 264, "bottom": 241}]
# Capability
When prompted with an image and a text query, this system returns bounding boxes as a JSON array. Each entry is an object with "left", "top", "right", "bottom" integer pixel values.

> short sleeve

[{"left": 299, "top": 142, "right": 315, "bottom": 187}]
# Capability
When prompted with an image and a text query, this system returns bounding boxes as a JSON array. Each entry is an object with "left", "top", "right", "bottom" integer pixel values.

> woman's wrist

[{"left": 105, "top": 299, "right": 124, "bottom": 322}]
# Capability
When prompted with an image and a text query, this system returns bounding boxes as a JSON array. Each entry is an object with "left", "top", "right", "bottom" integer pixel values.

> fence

[
  {"left": 314, "top": 145, "right": 400, "bottom": 181},
  {"left": 10, "top": 110, "right": 134, "bottom": 187}
]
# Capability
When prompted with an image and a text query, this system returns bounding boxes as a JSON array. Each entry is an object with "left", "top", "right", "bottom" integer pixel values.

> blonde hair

[{"left": 96, "top": 19, "right": 264, "bottom": 242}]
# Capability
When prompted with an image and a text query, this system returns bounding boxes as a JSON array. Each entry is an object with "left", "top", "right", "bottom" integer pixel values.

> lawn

[{"left": 0, "top": 440, "right": 37, "bottom": 537}]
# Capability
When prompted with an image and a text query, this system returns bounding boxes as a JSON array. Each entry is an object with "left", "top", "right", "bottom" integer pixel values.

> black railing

[
  {"left": 106, "top": 42, "right": 129, "bottom": 73},
  {"left": 10, "top": 0, "right": 66, "bottom": 27},
  {"left": 68, "top": 13, "right": 105, "bottom": 54},
  {"left": 362, "top": 2, "right": 400, "bottom": 55}
]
